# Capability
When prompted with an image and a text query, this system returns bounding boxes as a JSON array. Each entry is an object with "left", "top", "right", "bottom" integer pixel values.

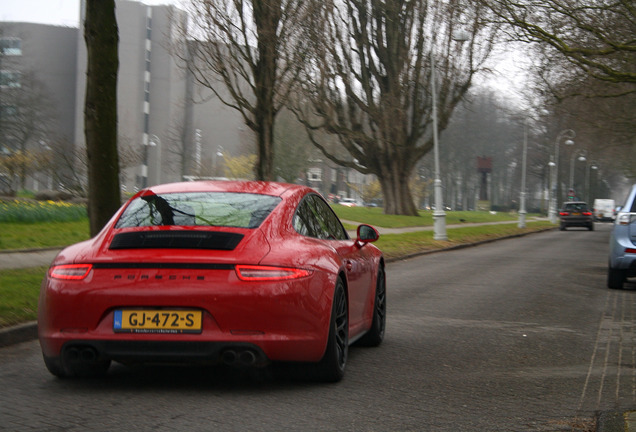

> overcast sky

[{"left": 0, "top": 0, "right": 177, "bottom": 27}]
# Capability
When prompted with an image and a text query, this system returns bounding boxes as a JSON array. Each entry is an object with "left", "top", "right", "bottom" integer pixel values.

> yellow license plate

[
  {"left": 572, "top": 212, "right": 580, "bottom": 215},
  {"left": 114, "top": 310, "right": 202, "bottom": 333}
]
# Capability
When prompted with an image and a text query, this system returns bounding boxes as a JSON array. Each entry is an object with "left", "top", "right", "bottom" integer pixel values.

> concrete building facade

[
  {"left": 1, "top": 0, "right": 369, "bottom": 200},
  {"left": 0, "top": 21, "right": 77, "bottom": 192}
]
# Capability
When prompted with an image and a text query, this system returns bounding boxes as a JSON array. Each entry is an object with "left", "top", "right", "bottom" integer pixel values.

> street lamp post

[
  {"left": 149, "top": 134, "right": 161, "bottom": 185},
  {"left": 585, "top": 161, "right": 598, "bottom": 203},
  {"left": 569, "top": 150, "right": 586, "bottom": 200},
  {"left": 518, "top": 121, "right": 528, "bottom": 228},
  {"left": 548, "top": 129, "right": 575, "bottom": 223},
  {"left": 430, "top": 48, "right": 447, "bottom": 240},
  {"left": 431, "top": 30, "right": 469, "bottom": 241},
  {"left": 213, "top": 146, "right": 224, "bottom": 177},
  {"left": 141, "top": 135, "right": 150, "bottom": 189}
]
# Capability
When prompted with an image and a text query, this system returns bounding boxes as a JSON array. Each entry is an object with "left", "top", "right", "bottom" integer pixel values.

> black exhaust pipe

[
  {"left": 221, "top": 349, "right": 238, "bottom": 365},
  {"left": 238, "top": 350, "right": 257, "bottom": 366},
  {"left": 66, "top": 347, "right": 80, "bottom": 361},
  {"left": 80, "top": 347, "right": 97, "bottom": 362}
]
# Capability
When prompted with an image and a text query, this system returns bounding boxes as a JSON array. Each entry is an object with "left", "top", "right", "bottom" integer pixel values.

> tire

[
  {"left": 608, "top": 266, "right": 626, "bottom": 290},
  {"left": 357, "top": 266, "right": 386, "bottom": 347},
  {"left": 43, "top": 354, "right": 68, "bottom": 378},
  {"left": 559, "top": 223, "right": 566, "bottom": 231},
  {"left": 589, "top": 223, "right": 594, "bottom": 231},
  {"left": 314, "top": 278, "right": 348, "bottom": 382}
]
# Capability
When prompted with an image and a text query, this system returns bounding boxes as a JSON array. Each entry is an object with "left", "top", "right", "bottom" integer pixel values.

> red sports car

[{"left": 38, "top": 181, "right": 385, "bottom": 382}]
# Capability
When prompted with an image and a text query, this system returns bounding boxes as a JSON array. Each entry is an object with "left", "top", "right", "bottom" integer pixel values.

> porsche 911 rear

[
  {"left": 37, "top": 185, "right": 334, "bottom": 377},
  {"left": 38, "top": 181, "right": 384, "bottom": 382},
  {"left": 38, "top": 255, "right": 333, "bottom": 375}
]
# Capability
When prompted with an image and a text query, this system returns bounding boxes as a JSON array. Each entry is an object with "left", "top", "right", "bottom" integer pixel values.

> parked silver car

[{"left": 608, "top": 184, "right": 636, "bottom": 289}]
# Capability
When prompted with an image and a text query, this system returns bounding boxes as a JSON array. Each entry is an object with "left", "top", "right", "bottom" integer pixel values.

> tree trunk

[
  {"left": 379, "top": 163, "right": 419, "bottom": 216},
  {"left": 254, "top": 106, "right": 275, "bottom": 181},
  {"left": 84, "top": 0, "right": 121, "bottom": 236},
  {"left": 252, "top": 0, "right": 279, "bottom": 181}
]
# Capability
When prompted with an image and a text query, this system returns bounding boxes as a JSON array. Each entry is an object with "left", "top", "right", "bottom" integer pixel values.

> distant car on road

[
  {"left": 607, "top": 184, "right": 636, "bottom": 289},
  {"left": 559, "top": 201, "right": 594, "bottom": 231},
  {"left": 593, "top": 198, "right": 615, "bottom": 222}
]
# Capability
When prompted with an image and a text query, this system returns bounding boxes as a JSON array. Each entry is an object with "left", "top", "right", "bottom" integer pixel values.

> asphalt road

[{"left": 1, "top": 223, "right": 634, "bottom": 431}]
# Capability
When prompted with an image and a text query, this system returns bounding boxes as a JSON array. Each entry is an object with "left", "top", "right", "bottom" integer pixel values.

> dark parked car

[
  {"left": 559, "top": 201, "right": 594, "bottom": 231},
  {"left": 608, "top": 184, "right": 636, "bottom": 289}
]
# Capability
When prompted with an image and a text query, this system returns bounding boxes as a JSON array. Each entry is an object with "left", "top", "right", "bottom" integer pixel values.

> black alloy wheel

[
  {"left": 314, "top": 278, "right": 348, "bottom": 382},
  {"left": 358, "top": 266, "right": 386, "bottom": 347}
]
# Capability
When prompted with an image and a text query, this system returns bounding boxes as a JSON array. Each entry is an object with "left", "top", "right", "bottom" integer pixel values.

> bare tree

[
  {"left": 291, "top": 0, "right": 498, "bottom": 215},
  {"left": 84, "top": 0, "right": 121, "bottom": 236},
  {"left": 273, "top": 108, "right": 315, "bottom": 183},
  {"left": 0, "top": 68, "right": 55, "bottom": 191},
  {"left": 486, "top": 0, "right": 636, "bottom": 91},
  {"left": 484, "top": 0, "right": 635, "bottom": 184},
  {"left": 536, "top": 76, "right": 636, "bottom": 182},
  {"left": 174, "top": 0, "right": 312, "bottom": 180}
]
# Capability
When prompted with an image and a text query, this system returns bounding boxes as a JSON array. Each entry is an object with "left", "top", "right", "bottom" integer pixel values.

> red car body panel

[{"left": 38, "top": 181, "right": 383, "bottom": 367}]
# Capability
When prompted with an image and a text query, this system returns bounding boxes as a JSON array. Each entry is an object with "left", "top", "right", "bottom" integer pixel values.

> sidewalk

[
  {"left": 0, "top": 247, "right": 61, "bottom": 269},
  {"left": 341, "top": 218, "right": 534, "bottom": 235}
]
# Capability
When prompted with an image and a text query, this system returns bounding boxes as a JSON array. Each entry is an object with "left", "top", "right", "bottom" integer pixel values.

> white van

[{"left": 593, "top": 199, "right": 615, "bottom": 221}]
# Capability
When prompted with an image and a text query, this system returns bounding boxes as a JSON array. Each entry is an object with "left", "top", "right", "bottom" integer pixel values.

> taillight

[
  {"left": 626, "top": 248, "right": 636, "bottom": 254},
  {"left": 49, "top": 264, "right": 93, "bottom": 280},
  {"left": 235, "top": 265, "right": 312, "bottom": 281},
  {"left": 559, "top": 212, "right": 569, "bottom": 216},
  {"left": 582, "top": 211, "right": 592, "bottom": 216}
]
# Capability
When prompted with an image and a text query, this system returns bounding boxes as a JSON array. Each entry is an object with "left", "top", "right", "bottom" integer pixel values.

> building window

[
  {"left": 0, "top": 38, "right": 22, "bottom": 56},
  {"left": 307, "top": 167, "right": 322, "bottom": 182},
  {"left": 0, "top": 70, "right": 21, "bottom": 88}
]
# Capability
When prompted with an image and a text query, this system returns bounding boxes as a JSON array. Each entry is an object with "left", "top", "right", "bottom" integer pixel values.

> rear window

[
  {"left": 115, "top": 192, "right": 281, "bottom": 228},
  {"left": 563, "top": 203, "right": 589, "bottom": 212}
]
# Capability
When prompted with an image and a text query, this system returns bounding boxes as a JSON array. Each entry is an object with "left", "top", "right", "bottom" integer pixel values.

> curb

[
  {"left": 0, "top": 321, "right": 37, "bottom": 347},
  {"left": 384, "top": 226, "right": 555, "bottom": 263},
  {"left": 0, "top": 246, "right": 64, "bottom": 254}
]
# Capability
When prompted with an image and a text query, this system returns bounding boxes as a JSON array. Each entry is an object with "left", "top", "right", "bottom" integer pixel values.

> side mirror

[{"left": 356, "top": 224, "right": 379, "bottom": 244}]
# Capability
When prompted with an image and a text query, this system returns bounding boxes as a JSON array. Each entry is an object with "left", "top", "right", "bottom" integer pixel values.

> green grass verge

[
  {"left": 0, "top": 219, "right": 90, "bottom": 251},
  {"left": 0, "top": 266, "right": 47, "bottom": 328},
  {"left": 331, "top": 206, "right": 526, "bottom": 228}
]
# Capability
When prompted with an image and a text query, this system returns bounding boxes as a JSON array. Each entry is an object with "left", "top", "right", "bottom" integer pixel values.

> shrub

[{"left": 0, "top": 199, "right": 87, "bottom": 223}]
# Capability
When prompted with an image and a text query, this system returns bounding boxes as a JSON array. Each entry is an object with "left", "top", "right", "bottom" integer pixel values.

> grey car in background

[{"left": 608, "top": 184, "right": 636, "bottom": 289}]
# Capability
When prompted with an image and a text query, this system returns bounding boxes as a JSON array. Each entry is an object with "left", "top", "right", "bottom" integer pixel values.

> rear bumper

[
  {"left": 560, "top": 217, "right": 593, "bottom": 227},
  {"left": 39, "top": 330, "right": 328, "bottom": 365},
  {"left": 51, "top": 339, "right": 270, "bottom": 367},
  {"left": 609, "top": 232, "right": 636, "bottom": 275},
  {"left": 38, "top": 267, "right": 336, "bottom": 364}
]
